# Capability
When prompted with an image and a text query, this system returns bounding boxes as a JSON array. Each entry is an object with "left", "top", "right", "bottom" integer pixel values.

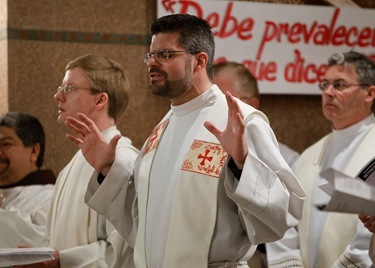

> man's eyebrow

[{"left": 0, "top": 137, "right": 13, "bottom": 142}]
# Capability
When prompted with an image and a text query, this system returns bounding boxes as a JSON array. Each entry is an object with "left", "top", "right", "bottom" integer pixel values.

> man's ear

[
  {"left": 95, "top": 92, "right": 109, "bottom": 109},
  {"left": 247, "top": 97, "right": 260, "bottom": 110},
  {"left": 194, "top": 52, "right": 209, "bottom": 71},
  {"left": 365, "top": 85, "right": 375, "bottom": 103},
  {"left": 30, "top": 143, "right": 40, "bottom": 163}
]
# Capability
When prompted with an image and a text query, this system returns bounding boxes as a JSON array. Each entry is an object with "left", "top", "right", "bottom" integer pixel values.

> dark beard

[
  {"left": 151, "top": 77, "right": 190, "bottom": 99},
  {"left": 150, "top": 59, "right": 192, "bottom": 98}
]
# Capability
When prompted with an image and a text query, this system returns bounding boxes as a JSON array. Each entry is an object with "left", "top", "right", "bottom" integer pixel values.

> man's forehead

[
  {"left": 325, "top": 64, "right": 357, "bottom": 78},
  {"left": 150, "top": 33, "right": 180, "bottom": 48},
  {"left": 63, "top": 67, "right": 90, "bottom": 86},
  {"left": 0, "top": 127, "right": 17, "bottom": 140}
]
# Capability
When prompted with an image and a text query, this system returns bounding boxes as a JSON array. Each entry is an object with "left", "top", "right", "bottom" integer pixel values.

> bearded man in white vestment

[
  {"left": 267, "top": 51, "right": 375, "bottom": 268},
  {"left": 18, "top": 55, "right": 139, "bottom": 268},
  {"left": 0, "top": 112, "right": 56, "bottom": 248},
  {"left": 65, "top": 14, "right": 306, "bottom": 268}
]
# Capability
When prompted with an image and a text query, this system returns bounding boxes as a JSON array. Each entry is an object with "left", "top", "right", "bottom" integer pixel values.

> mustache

[{"left": 149, "top": 68, "right": 167, "bottom": 76}]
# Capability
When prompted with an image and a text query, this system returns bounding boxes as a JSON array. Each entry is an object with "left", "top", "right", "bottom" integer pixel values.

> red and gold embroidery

[
  {"left": 143, "top": 120, "right": 169, "bottom": 156},
  {"left": 181, "top": 140, "right": 228, "bottom": 178}
]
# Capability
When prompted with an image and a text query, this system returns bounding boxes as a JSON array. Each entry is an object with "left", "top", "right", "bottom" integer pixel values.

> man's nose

[
  {"left": 54, "top": 89, "right": 65, "bottom": 101},
  {"left": 323, "top": 84, "right": 336, "bottom": 96}
]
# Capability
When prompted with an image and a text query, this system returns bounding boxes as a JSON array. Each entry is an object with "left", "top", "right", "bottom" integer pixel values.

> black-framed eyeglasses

[
  {"left": 143, "top": 50, "right": 195, "bottom": 64},
  {"left": 56, "top": 84, "right": 93, "bottom": 94},
  {"left": 318, "top": 80, "right": 369, "bottom": 91}
]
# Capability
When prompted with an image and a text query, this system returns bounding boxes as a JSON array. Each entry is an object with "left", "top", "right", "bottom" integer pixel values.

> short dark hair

[
  {"left": 150, "top": 14, "right": 215, "bottom": 79},
  {"left": 327, "top": 51, "right": 375, "bottom": 87},
  {"left": 0, "top": 112, "right": 45, "bottom": 168}
]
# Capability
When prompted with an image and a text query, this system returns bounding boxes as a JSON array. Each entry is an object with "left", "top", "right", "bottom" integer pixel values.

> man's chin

[
  {"left": 57, "top": 115, "right": 67, "bottom": 125},
  {"left": 151, "top": 86, "right": 165, "bottom": 97}
]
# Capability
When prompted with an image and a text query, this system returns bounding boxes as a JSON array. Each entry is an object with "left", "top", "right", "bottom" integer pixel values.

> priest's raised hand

[
  {"left": 204, "top": 91, "right": 247, "bottom": 170},
  {"left": 65, "top": 112, "right": 121, "bottom": 176}
]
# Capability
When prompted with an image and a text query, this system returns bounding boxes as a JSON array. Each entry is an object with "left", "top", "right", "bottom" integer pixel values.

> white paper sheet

[{"left": 316, "top": 156, "right": 375, "bottom": 215}]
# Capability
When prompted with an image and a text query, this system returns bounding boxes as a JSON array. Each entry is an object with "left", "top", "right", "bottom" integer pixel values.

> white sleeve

[
  {"left": 85, "top": 139, "right": 139, "bottom": 248},
  {"left": 224, "top": 116, "right": 306, "bottom": 244},
  {"left": 278, "top": 142, "right": 300, "bottom": 169},
  {"left": 85, "top": 162, "right": 138, "bottom": 248},
  {"left": 266, "top": 227, "right": 304, "bottom": 267},
  {"left": 333, "top": 220, "right": 372, "bottom": 267},
  {"left": 0, "top": 208, "right": 49, "bottom": 247}
]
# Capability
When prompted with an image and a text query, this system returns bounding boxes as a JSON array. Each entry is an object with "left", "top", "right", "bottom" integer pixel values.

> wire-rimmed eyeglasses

[
  {"left": 143, "top": 50, "right": 195, "bottom": 64},
  {"left": 318, "top": 80, "right": 369, "bottom": 91},
  {"left": 56, "top": 84, "right": 93, "bottom": 94}
]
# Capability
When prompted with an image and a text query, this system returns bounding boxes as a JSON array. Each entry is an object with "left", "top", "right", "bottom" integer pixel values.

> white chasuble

[{"left": 135, "top": 90, "right": 266, "bottom": 268}]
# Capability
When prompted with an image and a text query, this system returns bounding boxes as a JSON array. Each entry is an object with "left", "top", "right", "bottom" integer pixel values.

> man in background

[
  {"left": 0, "top": 112, "right": 56, "bottom": 248},
  {"left": 20, "top": 54, "right": 139, "bottom": 267},
  {"left": 213, "top": 61, "right": 300, "bottom": 169},
  {"left": 267, "top": 51, "right": 375, "bottom": 267},
  {"left": 213, "top": 61, "right": 300, "bottom": 268}
]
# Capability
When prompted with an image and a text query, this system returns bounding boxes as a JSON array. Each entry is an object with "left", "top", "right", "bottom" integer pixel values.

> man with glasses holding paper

[
  {"left": 267, "top": 51, "right": 375, "bottom": 268},
  {"left": 64, "top": 14, "right": 306, "bottom": 267}
]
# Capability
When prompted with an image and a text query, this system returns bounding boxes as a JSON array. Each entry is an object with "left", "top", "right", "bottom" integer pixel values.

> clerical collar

[
  {"left": 171, "top": 85, "right": 220, "bottom": 117},
  {"left": 101, "top": 125, "right": 118, "bottom": 142},
  {"left": 332, "top": 114, "right": 374, "bottom": 140},
  {"left": 0, "top": 169, "right": 56, "bottom": 189}
]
